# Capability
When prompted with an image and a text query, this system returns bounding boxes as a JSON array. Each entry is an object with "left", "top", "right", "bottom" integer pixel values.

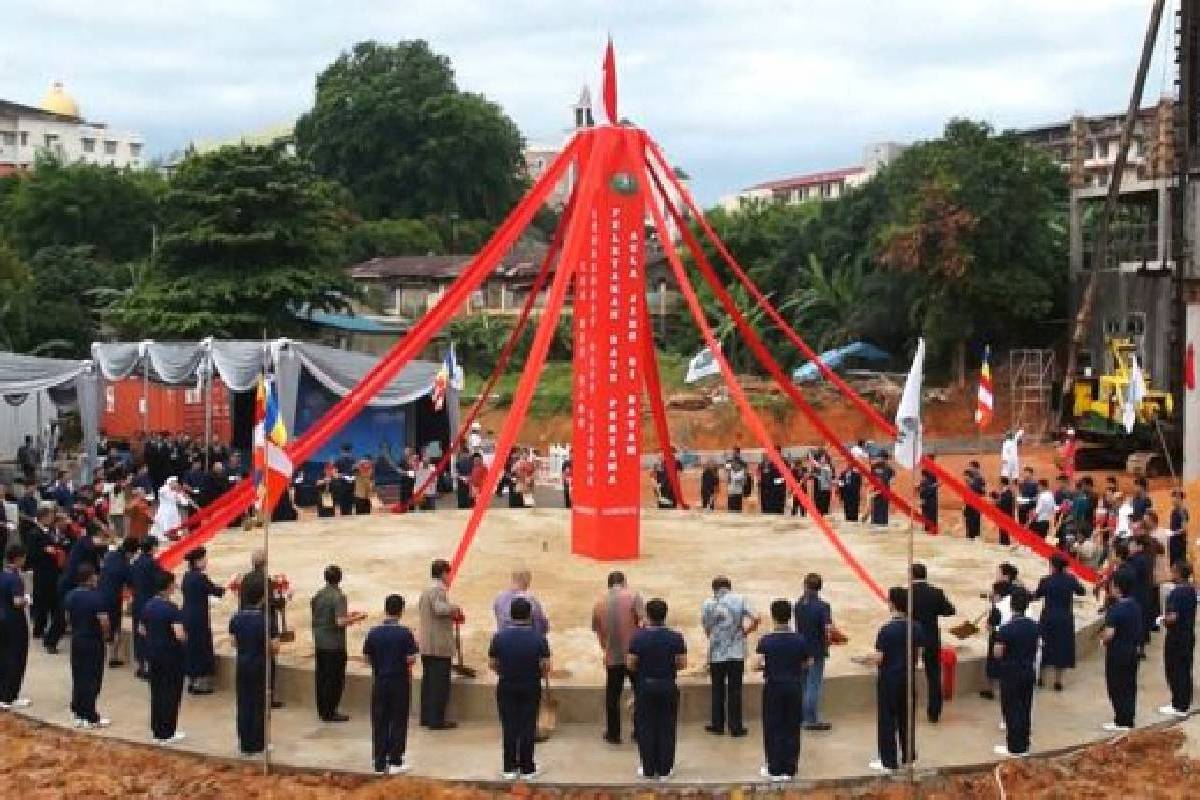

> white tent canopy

[{"left": 0, "top": 351, "right": 100, "bottom": 478}]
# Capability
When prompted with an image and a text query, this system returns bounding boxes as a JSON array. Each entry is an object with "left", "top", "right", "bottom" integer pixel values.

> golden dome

[{"left": 41, "top": 81, "right": 80, "bottom": 118}]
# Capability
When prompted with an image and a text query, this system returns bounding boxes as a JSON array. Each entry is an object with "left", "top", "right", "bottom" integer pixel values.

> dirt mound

[{"left": 4, "top": 713, "right": 1198, "bottom": 799}]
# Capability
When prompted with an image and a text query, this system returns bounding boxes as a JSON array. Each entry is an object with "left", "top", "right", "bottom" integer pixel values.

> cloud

[{"left": 1, "top": 0, "right": 1172, "bottom": 203}]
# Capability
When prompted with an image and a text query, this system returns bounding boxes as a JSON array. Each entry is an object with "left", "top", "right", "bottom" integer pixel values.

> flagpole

[
  {"left": 260, "top": 341, "right": 273, "bottom": 777},
  {"left": 906, "top": 501, "right": 915, "bottom": 789}
]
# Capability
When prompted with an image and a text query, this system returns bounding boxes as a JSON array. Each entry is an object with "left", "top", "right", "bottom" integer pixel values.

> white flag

[
  {"left": 1123, "top": 353, "right": 1145, "bottom": 434},
  {"left": 894, "top": 338, "right": 925, "bottom": 470},
  {"left": 685, "top": 346, "right": 721, "bottom": 384}
]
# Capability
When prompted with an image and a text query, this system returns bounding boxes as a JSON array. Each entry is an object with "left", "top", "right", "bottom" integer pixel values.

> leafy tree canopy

[
  {"left": 295, "top": 40, "right": 527, "bottom": 222},
  {"left": 3, "top": 245, "right": 109, "bottom": 356},
  {"left": 2, "top": 153, "right": 163, "bottom": 262},
  {"left": 109, "top": 143, "right": 350, "bottom": 338}
]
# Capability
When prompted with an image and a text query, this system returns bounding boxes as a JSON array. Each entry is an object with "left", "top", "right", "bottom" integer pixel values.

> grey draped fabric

[
  {"left": 89, "top": 339, "right": 438, "bottom": 409},
  {"left": 75, "top": 371, "right": 101, "bottom": 482},
  {"left": 290, "top": 342, "right": 438, "bottom": 407},
  {"left": 0, "top": 351, "right": 90, "bottom": 393}
]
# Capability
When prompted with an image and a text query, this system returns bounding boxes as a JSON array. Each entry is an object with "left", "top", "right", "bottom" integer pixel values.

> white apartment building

[{"left": 0, "top": 82, "right": 144, "bottom": 176}]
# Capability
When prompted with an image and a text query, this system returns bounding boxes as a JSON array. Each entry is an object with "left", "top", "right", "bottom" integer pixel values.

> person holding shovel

[{"left": 418, "top": 558, "right": 462, "bottom": 729}]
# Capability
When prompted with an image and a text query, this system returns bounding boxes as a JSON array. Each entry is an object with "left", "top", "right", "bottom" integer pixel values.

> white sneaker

[
  {"left": 169, "top": 732, "right": 187, "bottom": 743},
  {"left": 72, "top": 717, "right": 86, "bottom": 728},
  {"left": 387, "top": 763, "right": 411, "bottom": 776},
  {"left": 637, "top": 766, "right": 653, "bottom": 780},
  {"left": 998, "top": 720, "right": 1007, "bottom": 731},
  {"left": 868, "top": 759, "right": 894, "bottom": 773},
  {"left": 1101, "top": 722, "right": 1132, "bottom": 733},
  {"left": 771, "top": 773, "right": 793, "bottom": 782},
  {"left": 759, "top": 766, "right": 771, "bottom": 779},
  {"left": 500, "top": 771, "right": 519, "bottom": 781},
  {"left": 993, "top": 744, "right": 1011, "bottom": 757},
  {"left": 10, "top": 698, "right": 30, "bottom": 708},
  {"left": 0, "top": 702, "right": 10, "bottom": 711},
  {"left": 520, "top": 768, "right": 541, "bottom": 780},
  {"left": 95, "top": 718, "right": 111, "bottom": 728},
  {"left": 1158, "top": 705, "right": 1188, "bottom": 718},
  {"left": 658, "top": 770, "right": 674, "bottom": 782}
]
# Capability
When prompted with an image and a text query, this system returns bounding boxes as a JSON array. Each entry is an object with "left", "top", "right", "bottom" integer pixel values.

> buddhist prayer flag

[
  {"left": 253, "top": 374, "right": 293, "bottom": 514},
  {"left": 975, "top": 345, "right": 994, "bottom": 429},
  {"left": 602, "top": 38, "right": 618, "bottom": 125},
  {"left": 431, "top": 342, "right": 461, "bottom": 412}
]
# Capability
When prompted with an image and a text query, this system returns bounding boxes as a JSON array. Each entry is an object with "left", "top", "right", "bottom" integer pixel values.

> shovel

[
  {"left": 949, "top": 609, "right": 989, "bottom": 640},
  {"left": 451, "top": 622, "right": 477, "bottom": 679},
  {"left": 536, "top": 675, "right": 557, "bottom": 741}
]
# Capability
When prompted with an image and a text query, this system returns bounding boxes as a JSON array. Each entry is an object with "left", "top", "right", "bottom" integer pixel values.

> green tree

[
  {"left": 295, "top": 40, "right": 526, "bottom": 222},
  {"left": 343, "top": 218, "right": 444, "bottom": 263},
  {"left": 5, "top": 245, "right": 109, "bottom": 356},
  {"left": 110, "top": 143, "right": 350, "bottom": 338},
  {"left": 3, "top": 153, "right": 163, "bottom": 262}
]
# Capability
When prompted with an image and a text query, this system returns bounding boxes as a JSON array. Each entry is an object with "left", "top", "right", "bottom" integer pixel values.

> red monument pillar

[{"left": 571, "top": 127, "right": 644, "bottom": 559}]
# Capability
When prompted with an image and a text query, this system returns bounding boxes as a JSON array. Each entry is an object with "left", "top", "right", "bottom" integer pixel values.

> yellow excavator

[{"left": 1067, "top": 336, "right": 1176, "bottom": 475}]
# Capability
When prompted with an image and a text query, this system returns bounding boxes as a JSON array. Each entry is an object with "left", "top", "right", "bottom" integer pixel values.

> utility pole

[{"left": 1060, "top": 0, "right": 1167, "bottom": 422}]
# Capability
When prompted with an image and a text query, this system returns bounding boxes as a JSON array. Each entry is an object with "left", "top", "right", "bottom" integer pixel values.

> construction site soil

[{"left": 5, "top": 712, "right": 1199, "bottom": 799}]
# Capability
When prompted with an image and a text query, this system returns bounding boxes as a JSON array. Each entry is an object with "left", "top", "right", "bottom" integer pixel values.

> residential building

[
  {"left": 0, "top": 81, "right": 144, "bottom": 176},
  {"left": 719, "top": 142, "right": 905, "bottom": 211}
]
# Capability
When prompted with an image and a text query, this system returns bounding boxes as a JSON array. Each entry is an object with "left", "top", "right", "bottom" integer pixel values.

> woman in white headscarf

[{"left": 151, "top": 476, "right": 189, "bottom": 540}]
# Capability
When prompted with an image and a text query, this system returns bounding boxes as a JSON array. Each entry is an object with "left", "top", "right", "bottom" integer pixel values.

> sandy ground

[{"left": 202, "top": 504, "right": 1089, "bottom": 684}]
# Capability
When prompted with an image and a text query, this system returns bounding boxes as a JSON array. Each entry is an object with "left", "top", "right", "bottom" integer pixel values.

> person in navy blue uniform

[
  {"left": 627, "top": 597, "right": 687, "bottom": 782},
  {"left": 139, "top": 570, "right": 188, "bottom": 742},
  {"left": 0, "top": 544, "right": 31, "bottom": 709},
  {"left": 909, "top": 563, "right": 955, "bottom": 723},
  {"left": 487, "top": 596, "right": 550, "bottom": 780},
  {"left": 838, "top": 463, "right": 862, "bottom": 523},
  {"left": 64, "top": 562, "right": 112, "bottom": 728},
  {"left": 917, "top": 470, "right": 939, "bottom": 534},
  {"left": 228, "top": 578, "right": 278, "bottom": 756},
  {"left": 868, "top": 586, "right": 924, "bottom": 773},
  {"left": 130, "top": 538, "right": 162, "bottom": 679},
  {"left": 1159, "top": 560, "right": 1196, "bottom": 718},
  {"left": 1125, "top": 534, "right": 1155, "bottom": 654},
  {"left": 334, "top": 444, "right": 356, "bottom": 515},
  {"left": 1101, "top": 570, "right": 1144, "bottom": 731},
  {"left": 963, "top": 465, "right": 985, "bottom": 540},
  {"left": 992, "top": 586, "right": 1039, "bottom": 757},
  {"left": 1129, "top": 477, "right": 1152, "bottom": 524},
  {"left": 869, "top": 453, "right": 895, "bottom": 527},
  {"left": 755, "top": 599, "right": 812, "bottom": 781},
  {"left": 794, "top": 572, "right": 833, "bottom": 731},
  {"left": 181, "top": 547, "right": 225, "bottom": 695},
  {"left": 1017, "top": 467, "right": 1038, "bottom": 526},
  {"left": 99, "top": 537, "right": 137, "bottom": 668},
  {"left": 363, "top": 593, "right": 419, "bottom": 775},
  {"left": 25, "top": 507, "right": 61, "bottom": 642},
  {"left": 1034, "top": 553, "right": 1086, "bottom": 691},
  {"left": 993, "top": 477, "right": 1016, "bottom": 546}
]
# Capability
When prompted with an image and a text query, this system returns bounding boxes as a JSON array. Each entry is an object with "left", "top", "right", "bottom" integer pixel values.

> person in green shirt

[{"left": 310, "top": 565, "right": 366, "bottom": 722}]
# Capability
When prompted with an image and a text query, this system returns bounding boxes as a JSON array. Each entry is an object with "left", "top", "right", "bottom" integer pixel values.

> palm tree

[{"left": 790, "top": 254, "right": 871, "bottom": 350}]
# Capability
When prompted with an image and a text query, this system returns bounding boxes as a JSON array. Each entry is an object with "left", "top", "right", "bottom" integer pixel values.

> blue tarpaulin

[{"left": 791, "top": 341, "right": 890, "bottom": 383}]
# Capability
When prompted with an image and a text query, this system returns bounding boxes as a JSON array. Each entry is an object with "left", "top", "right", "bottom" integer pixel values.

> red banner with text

[{"left": 572, "top": 130, "right": 643, "bottom": 559}]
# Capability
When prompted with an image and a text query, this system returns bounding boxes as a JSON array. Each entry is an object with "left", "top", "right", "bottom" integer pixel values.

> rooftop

[
  {"left": 746, "top": 165, "right": 865, "bottom": 192},
  {"left": 346, "top": 241, "right": 549, "bottom": 281}
]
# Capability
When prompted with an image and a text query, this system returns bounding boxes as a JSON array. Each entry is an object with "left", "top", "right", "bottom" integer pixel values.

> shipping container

[{"left": 101, "top": 378, "right": 233, "bottom": 441}]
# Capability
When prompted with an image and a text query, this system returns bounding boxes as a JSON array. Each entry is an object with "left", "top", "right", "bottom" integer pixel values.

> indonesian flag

[
  {"left": 975, "top": 345, "right": 994, "bottom": 429},
  {"left": 602, "top": 37, "right": 618, "bottom": 125},
  {"left": 253, "top": 374, "right": 293, "bottom": 515}
]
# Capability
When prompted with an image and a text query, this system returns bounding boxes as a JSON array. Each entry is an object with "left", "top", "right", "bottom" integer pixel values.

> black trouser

[
  {"left": 372, "top": 675, "right": 411, "bottom": 769},
  {"left": 1000, "top": 670, "right": 1034, "bottom": 754},
  {"left": 791, "top": 495, "right": 806, "bottom": 516},
  {"left": 922, "top": 642, "right": 943, "bottom": 721},
  {"left": 1165, "top": 635, "right": 1194, "bottom": 712},
  {"left": 843, "top": 493, "right": 860, "bottom": 522},
  {"left": 1031, "top": 520, "right": 1049, "bottom": 539},
  {"left": 0, "top": 620, "right": 29, "bottom": 703},
  {"left": 419, "top": 655, "right": 451, "bottom": 726},
  {"left": 70, "top": 638, "right": 105, "bottom": 723},
  {"left": 814, "top": 489, "right": 831, "bottom": 516},
  {"left": 964, "top": 511, "right": 980, "bottom": 539},
  {"left": 876, "top": 675, "right": 916, "bottom": 769},
  {"left": 709, "top": 659, "right": 744, "bottom": 732},
  {"left": 605, "top": 664, "right": 637, "bottom": 740},
  {"left": 335, "top": 484, "right": 353, "bottom": 515},
  {"left": 31, "top": 570, "right": 60, "bottom": 637},
  {"left": 354, "top": 497, "right": 372, "bottom": 514},
  {"left": 1105, "top": 653, "right": 1138, "bottom": 728},
  {"left": 456, "top": 481, "right": 472, "bottom": 509},
  {"left": 700, "top": 489, "right": 714, "bottom": 510},
  {"left": 762, "top": 681, "right": 803, "bottom": 777},
  {"left": 634, "top": 677, "right": 679, "bottom": 778},
  {"left": 497, "top": 681, "right": 540, "bottom": 774},
  {"left": 149, "top": 655, "right": 185, "bottom": 739},
  {"left": 236, "top": 659, "right": 266, "bottom": 754},
  {"left": 315, "top": 647, "right": 347, "bottom": 719},
  {"left": 728, "top": 494, "right": 743, "bottom": 513}
]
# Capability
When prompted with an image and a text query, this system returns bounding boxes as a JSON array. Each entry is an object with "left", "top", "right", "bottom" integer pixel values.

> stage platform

[{"left": 192, "top": 508, "right": 1104, "bottom": 724}]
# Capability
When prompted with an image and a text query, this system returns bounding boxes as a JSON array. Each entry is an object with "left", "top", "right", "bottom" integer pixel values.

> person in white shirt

[
  {"left": 467, "top": 422, "right": 483, "bottom": 452},
  {"left": 1031, "top": 479, "right": 1056, "bottom": 540},
  {"left": 151, "top": 477, "right": 192, "bottom": 541},
  {"left": 850, "top": 440, "right": 869, "bottom": 466},
  {"left": 999, "top": 430, "right": 1023, "bottom": 481}
]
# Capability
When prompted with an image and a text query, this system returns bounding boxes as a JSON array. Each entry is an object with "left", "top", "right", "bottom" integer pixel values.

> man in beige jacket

[{"left": 418, "top": 558, "right": 460, "bottom": 729}]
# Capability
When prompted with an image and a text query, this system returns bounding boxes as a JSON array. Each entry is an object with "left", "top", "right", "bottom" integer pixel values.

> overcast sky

[{"left": 1, "top": 0, "right": 1177, "bottom": 204}]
